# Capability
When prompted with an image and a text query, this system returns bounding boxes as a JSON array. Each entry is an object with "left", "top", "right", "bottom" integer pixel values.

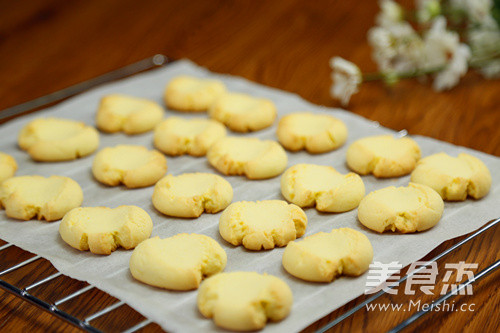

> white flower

[
  {"left": 420, "top": 16, "right": 470, "bottom": 90},
  {"left": 416, "top": 0, "right": 441, "bottom": 23},
  {"left": 468, "top": 27, "right": 500, "bottom": 78},
  {"left": 450, "top": 0, "right": 494, "bottom": 26},
  {"left": 468, "top": 28, "right": 500, "bottom": 58},
  {"left": 467, "top": 0, "right": 492, "bottom": 23},
  {"left": 433, "top": 44, "right": 471, "bottom": 90},
  {"left": 368, "top": 27, "right": 396, "bottom": 70},
  {"left": 329, "top": 57, "right": 362, "bottom": 106},
  {"left": 423, "top": 16, "right": 461, "bottom": 69},
  {"left": 368, "top": 22, "right": 425, "bottom": 72},
  {"left": 376, "top": 0, "right": 404, "bottom": 27},
  {"left": 479, "top": 60, "right": 500, "bottom": 78}
]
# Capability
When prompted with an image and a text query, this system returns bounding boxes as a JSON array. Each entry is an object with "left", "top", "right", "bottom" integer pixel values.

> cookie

[
  {"left": 129, "top": 234, "right": 226, "bottom": 290},
  {"left": 276, "top": 112, "right": 348, "bottom": 153},
  {"left": 164, "top": 75, "right": 226, "bottom": 112},
  {"left": 219, "top": 200, "right": 307, "bottom": 250},
  {"left": 358, "top": 183, "right": 444, "bottom": 233},
  {"left": 0, "top": 175, "right": 83, "bottom": 221},
  {"left": 92, "top": 145, "right": 167, "bottom": 188},
  {"left": 208, "top": 93, "right": 277, "bottom": 132},
  {"left": 59, "top": 206, "right": 153, "bottom": 255},
  {"left": 346, "top": 135, "right": 421, "bottom": 178},
  {"left": 96, "top": 94, "right": 164, "bottom": 134},
  {"left": 281, "top": 164, "right": 365, "bottom": 213},
  {"left": 18, "top": 117, "right": 99, "bottom": 162},
  {"left": 152, "top": 173, "right": 233, "bottom": 218},
  {"left": 282, "top": 228, "right": 373, "bottom": 282},
  {"left": 153, "top": 117, "right": 226, "bottom": 156},
  {"left": 207, "top": 137, "right": 287, "bottom": 179},
  {"left": 410, "top": 152, "right": 492, "bottom": 201},
  {"left": 0, "top": 152, "right": 17, "bottom": 183},
  {"left": 197, "top": 271, "right": 293, "bottom": 331}
]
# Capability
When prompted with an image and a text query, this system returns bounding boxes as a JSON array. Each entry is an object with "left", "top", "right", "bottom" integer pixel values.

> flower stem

[
  {"left": 469, "top": 50, "right": 500, "bottom": 67},
  {"left": 362, "top": 66, "right": 445, "bottom": 83}
]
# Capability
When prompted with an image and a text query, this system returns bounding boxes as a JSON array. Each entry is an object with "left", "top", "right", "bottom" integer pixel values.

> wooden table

[{"left": 1, "top": 1, "right": 499, "bottom": 332}]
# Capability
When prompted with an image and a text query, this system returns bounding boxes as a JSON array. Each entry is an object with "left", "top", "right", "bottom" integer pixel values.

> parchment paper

[{"left": 0, "top": 60, "right": 499, "bottom": 333}]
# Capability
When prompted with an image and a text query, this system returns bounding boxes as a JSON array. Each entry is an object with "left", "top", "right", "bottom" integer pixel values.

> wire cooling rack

[
  {"left": 2, "top": 218, "right": 498, "bottom": 332},
  {"left": 0, "top": 56, "right": 499, "bottom": 332}
]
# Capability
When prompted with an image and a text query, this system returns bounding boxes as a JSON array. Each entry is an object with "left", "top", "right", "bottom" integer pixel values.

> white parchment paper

[{"left": 0, "top": 60, "right": 499, "bottom": 333}]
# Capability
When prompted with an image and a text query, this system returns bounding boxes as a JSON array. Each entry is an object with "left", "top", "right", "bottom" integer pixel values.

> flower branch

[{"left": 330, "top": 0, "right": 500, "bottom": 106}]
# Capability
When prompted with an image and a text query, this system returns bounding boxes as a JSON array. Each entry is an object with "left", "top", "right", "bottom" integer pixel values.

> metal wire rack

[
  {"left": 0, "top": 56, "right": 498, "bottom": 332},
  {"left": 2, "top": 218, "right": 498, "bottom": 332}
]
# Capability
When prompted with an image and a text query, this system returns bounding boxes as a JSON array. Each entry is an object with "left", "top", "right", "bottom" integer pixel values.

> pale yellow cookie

[
  {"left": 358, "top": 183, "right": 444, "bottom": 233},
  {"left": 0, "top": 175, "right": 83, "bottom": 221},
  {"left": 96, "top": 94, "right": 164, "bottom": 134},
  {"left": 207, "top": 137, "right": 287, "bottom": 179},
  {"left": 130, "top": 234, "right": 226, "bottom": 290},
  {"left": 281, "top": 164, "right": 365, "bottom": 213},
  {"left": 59, "top": 206, "right": 153, "bottom": 255},
  {"left": 92, "top": 145, "right": 167, "bottom": 188},
  {"left": 0, "top": 152, "right": 17, "bottom": 183},
  {"left": 18, "top": 118, "right": 99, "bottom": 162},
  {"left": 197, "top": 271, "right": 293, "bottom": 331},
  {"left": 208, "top": 93, "right": 277, "bottom": 132},
  {"left": 282, "top": 228, "right": 373, "bottom": 282},
  {"left": 164, "top": 75, "right": 226, "bottom": 112},
  {"left": 277, "top": 112, "right": 348, "bottom": 153},
  {"left": 152, "top": 173, "right": 233, "bottom": 218},
  {"left": 219, "top": 200, "right": 307, "bottom": 250},
  {"left": 410, "top": 152, "right": 491, "bottom": 201},
  {"left": 153, "top": 117, "right": 226, "bottom": 156},
  {"left": 346, "top": 135, "right": 421, "bottom": 178}
]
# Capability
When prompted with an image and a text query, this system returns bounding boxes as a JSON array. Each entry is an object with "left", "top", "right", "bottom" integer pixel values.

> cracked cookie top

[
  {"left": 152, "top": 172, "right": 233, "bottom": 218},
  {"left": 277, "top": 112, "right": 347, "bottom": 153},
  {"left": 346, "top": 135, "right": 421, "bottom": 178},
  {"left": 357, "top": 182, "right": 444, "bottom": 233},
  {"left": 219, "top": 200, "right": 307, "bottom": 250},
  {"left": 410, "top": 152, "right": 491, "bottom": 201},
  {"left": 130, "top": 234, "right": 226, "bottom": 290}
]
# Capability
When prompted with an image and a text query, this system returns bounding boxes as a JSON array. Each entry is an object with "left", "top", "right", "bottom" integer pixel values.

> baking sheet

[{"left": 0, "top": 60, "right": 499, "bottom": 333}]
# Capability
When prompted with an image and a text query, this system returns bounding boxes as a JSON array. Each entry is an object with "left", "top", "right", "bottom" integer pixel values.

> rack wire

[
  {"left": 0, "top": 54, "right": 169, "bottom": 332},
  {"left": 0, "top": 56, "right": 498, "bottom": 332},
  {"left": 317, "top": 217, "right": 500, "bottom": 333},
  {"left": 2, "top": 218, "right": 498, "bottom": 332}
]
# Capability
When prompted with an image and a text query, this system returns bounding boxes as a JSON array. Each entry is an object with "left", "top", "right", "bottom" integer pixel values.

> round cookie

[
  {"left": 208, "top": 93, "right": 277, "bottom": 132},
  {"left": 18, "top": 117, "right": 99, "bottom": 162},
  {"left": 281, "top": 164, "right": 365, "bottom": 213},
  {"left": 358, "top": 183, "right": 444, "bottom": 233},
  {"left": 96, "top": 94, "right": 164, "bottom": 134},
  {"left": 197, "top": 271, "right": 293, "bottom": 331},
  {"left": 164, "top": 75, "right": 226, "bottom": 112},
  {"left": 152, "top": 173, "right": 233, "bottom": 218},
  {"left": 0, "top": 152, "right": 17, "bottom": 183},
  {"left": 277, "top": 112, "right": 348, "bottom": 153},
  {"left": 154, "top": 117, "right": 226, "bottom": 156},
  {"left": 282, "top": 228, "right": 373, "bottom": 282},
  {"left": 92, "top": 145, "right": 167, "bottom": 188},
  {"left": 130, "top": 234, "right": 227, "bottom": 290},
  {"left": 346, "top": 135, "right": 421, "bottom": 178},
  {"left": 207, "top": 137, "right": 287, "bottom": 179},
  {"left": 59, "top": 205, "right": 153, "bottom": 255},
  {"left": 0, "top": 175, "right": 83, "bottom": 221},
  {"left": 410, "top": 152, "right": 491, "bottom": 201},
  {"left": 219, "top": 200, "right": 307, "bottom": 250}
]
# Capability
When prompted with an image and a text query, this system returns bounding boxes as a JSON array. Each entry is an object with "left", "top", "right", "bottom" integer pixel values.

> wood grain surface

[{"left": 0, "top": 0, "right": 499, "bottom": 332}]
